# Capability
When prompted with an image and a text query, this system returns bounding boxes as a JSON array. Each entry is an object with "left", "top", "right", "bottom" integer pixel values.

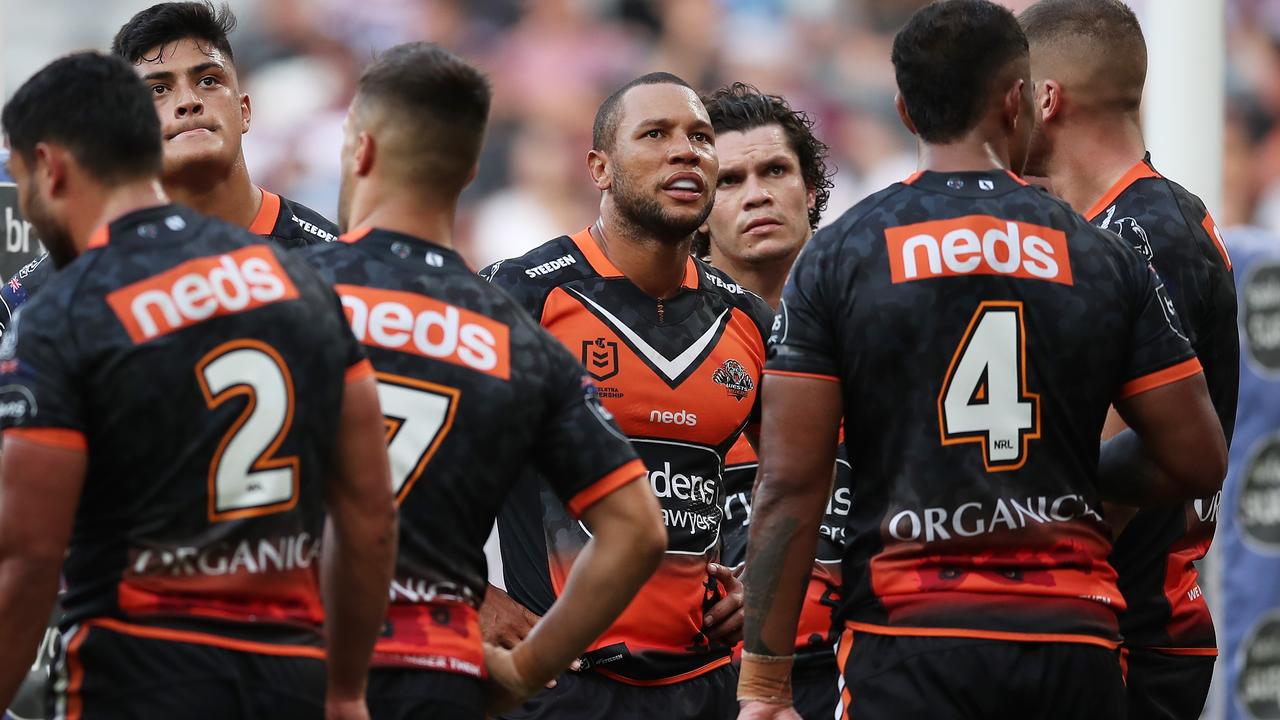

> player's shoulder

[
  {"left": 825, "top": 182, "right": 914, "bottom": 241},
  {"left": 270, "top": 192, "right": 339, "bottom": 248},
  {"left": 480, "top": 234, "right": 591, "bottom": 286},
  {"left": 695, "top": 257, "right": 774, "bottom": 333},
  {"left": 1095, "top": 161, "right": 1230, "bottom": 270}
]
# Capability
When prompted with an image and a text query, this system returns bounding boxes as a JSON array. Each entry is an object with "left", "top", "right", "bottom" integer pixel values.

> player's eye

[
  {"left": 150, "top": 84, "right": 168, "bottom": 96},
  {"left": 198, "top": 76, "right": 218, "bottom": 88},
  {"left": 717, "top": 174, "right": 740, "bottom": 188},
  {"left": 769, "top": 165, "right": 787, "bottom": 176},
  {"left": 645, "top": 129, "right": 662, "bottom": 139},
  {"left": 691, "top": 132, "right": 710, "bottom": 143}
]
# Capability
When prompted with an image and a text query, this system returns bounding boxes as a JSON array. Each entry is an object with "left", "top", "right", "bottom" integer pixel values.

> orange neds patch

[
  {"left": 336, "top": 284, "right": 511, "bottom": 380},
  {"left": 886, "top": 215, "right": 1073, "bottom": 285},
  {"left": 107, "top": 245, "right": 299, "bottom": 343}
]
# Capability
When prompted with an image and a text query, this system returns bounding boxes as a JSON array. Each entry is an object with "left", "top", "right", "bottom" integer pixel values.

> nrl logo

[{"left": 713, "top": 359, "right": 754, "bottom": 401}]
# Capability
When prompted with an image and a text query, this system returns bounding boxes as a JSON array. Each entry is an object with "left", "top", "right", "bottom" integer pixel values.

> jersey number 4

[
  {"left": 377, "top": 372, "right": 459, "bottom": 504},
  {"left": 938, "top": 302, "right": 1040, "bottom": 471}
]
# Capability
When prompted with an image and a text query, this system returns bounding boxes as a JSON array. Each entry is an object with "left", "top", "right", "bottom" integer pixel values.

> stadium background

[{"left": 3, "top": 1, "right": 1280, "bottom": 719}]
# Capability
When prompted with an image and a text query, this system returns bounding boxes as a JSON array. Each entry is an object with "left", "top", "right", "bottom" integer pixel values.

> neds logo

[
  {"left": 337, "top": 284, "right": 510, "bottom": 380},
  {"left": 649, "top": 409, "right": 697, "bottom": 426},
  {"left": 886, "top": 214, "right": 1073, "bottom": 286},
  {"left": 107, "top": 245, "right": 298, "bottom": 343}
]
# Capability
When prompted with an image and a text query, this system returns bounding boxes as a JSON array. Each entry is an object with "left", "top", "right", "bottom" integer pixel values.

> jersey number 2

[
  {"left": 938, "top": 302, "right": 1040, "bottom": 471},
  {"left": 198, "top": 340, "right": 300, "bottom": 522},
  {"left": 377, "top": 373, "right": 459, "bottom": 504}
]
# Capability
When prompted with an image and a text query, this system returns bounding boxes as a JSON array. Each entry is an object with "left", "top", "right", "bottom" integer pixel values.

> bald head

[
  {"left": 351, "top": 42, "right": 491, "bottom": 196},
  {"left": 1020, "top": 0, "right": 1146, "bottom": 114}
]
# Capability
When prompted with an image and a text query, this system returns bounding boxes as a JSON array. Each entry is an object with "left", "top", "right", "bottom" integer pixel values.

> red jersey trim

[
  {"left": 569, "top": 228, "right": 700, "bottom": 289},
  {"left": 595, "top": 654, "right": 732, "bottom": 686},
  {"left": 248, "top": 188, "right": 282, "bottom": 236},
  {"left": 345, "top": 358, "right": 375, "bottom": 383},
  {"left": 64, "top": 624, "right": 89, "bottom": 720},
  {"left": 1139, "top": 646, "right": 1219, "bottom": 657},
  {"left": 1084, "top": 160, "right": 1162, "bottom": 220},
  {"left": 762, "top": 369, "right": 841, "bottom": 384},
  {"left": 4, "top": 427, "right": 88, "bottom": 451},
  {"left": 1117, "top": 357, "right": 1203, "bottom": 400},
  {"left": 844, "top": 621, "right": 1120, "bottom": 650},
  {"left": 1005, "top": 170, "right": 1030, "bottom": 186},
  {"left": 566, "top": 458, "right": 647, "bottom": 518},
  {"left": 902, "top": 171, "right": 924, "bottom": 185},
  {"left": 82, "top": 617, "right": 325, "bottom": 659},
  {"left": 86, "top": 225, "right": 110, "bottom": 250},
  {"left": 339, "top": 227, "right": 374, "bottom": 244}
]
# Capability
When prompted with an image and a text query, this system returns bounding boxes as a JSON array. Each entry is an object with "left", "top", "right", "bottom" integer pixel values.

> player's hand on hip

[
  {"left": 483, "top": 642, "right": 549, "bottom": 715},
  {"left": 737, "top": 700, "right": 803, "bottom": 719},
  {"left": 324, "top": 697, "right": 371, "bottom": 720},
  {"left": 704, "top": 562, "right": 745, "bottom": 644},
  {"left": 480, "top": 584, "right": 541, "bottom": 649}
]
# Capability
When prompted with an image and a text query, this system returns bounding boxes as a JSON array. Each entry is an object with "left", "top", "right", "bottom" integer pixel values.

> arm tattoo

[{"left": 741, "top": 514, "right": 799, "bottom": 656}]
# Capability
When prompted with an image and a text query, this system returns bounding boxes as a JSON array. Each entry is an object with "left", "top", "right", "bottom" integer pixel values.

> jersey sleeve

[
  {"left": 0, "top": 253, "right": 52, "bottom": 340},
  {"left": 534, "top": 336, "right": 645, "bottom": 518},
  {"left": 1117, "top": 259, "right": 1201, "bottom": 399},
  {"left": 765, "top": 228, "right": 843, "bottom": 382},
  {"left": 0, "top": 302, "right": 85, "bottom": 446}
]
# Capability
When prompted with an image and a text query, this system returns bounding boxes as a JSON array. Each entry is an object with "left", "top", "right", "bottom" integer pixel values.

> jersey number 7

[
  {"left": 376, "top": 372, "right": 459, "bottom": 504},
  {"left": 938, "top": 301, "right": 1041, "bottom": 472}
]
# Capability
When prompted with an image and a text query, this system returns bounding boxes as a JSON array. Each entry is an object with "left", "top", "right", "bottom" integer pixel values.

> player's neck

[
  {"left": 1049, "top": 119, "right": 1146, "bottom": 216},
  {"left": 71, "top": 178, "right": 170, "bottom": 253},
  {"left": 350, "top": 195, "right": 457, "bottom": 251},
  {"left": 708, "top": 246, "right": 792, "bottom": 309},
  {"left": 165, "top": 158, "right": 260, "bottom": 229},
  {"left": 593, "top": 207, "right": 692, "bottom": 300},
  {"left": 917, "top": 136, "right": 1010, "bottom": 175}
]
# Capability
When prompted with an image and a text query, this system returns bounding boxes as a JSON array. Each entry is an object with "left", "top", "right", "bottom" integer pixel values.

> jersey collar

[
  {"left": 86, "top": 203, "right": 192, "bottom": 250},
  {"left": 1083, "top": 153, "right": 1161, "bottom": 221},
  {"left": 247, "top": 187, "right": 282, "bottom": 236},
  {"left": 901, "top": 168, "right": 1029, "bottom": 195},
  {"left": 569, "top": 227, "right": 701, "bottom": 290},
  {"left": 337, "top": 226, "right": 469, "bottom": 272}
]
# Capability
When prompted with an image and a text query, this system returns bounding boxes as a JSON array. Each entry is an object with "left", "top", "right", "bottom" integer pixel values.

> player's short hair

[
  {"left": 354, "top": 42, "right": 491, "bottom": 195},
  {"left": 2, "top": 52, "right": 162, "bottom": 183},
  {"left": 702, "top": 83, "right": 833, "bottom": 232},
  {"left": 592, "top": 72, "right": 696, "bottom": 153},
  {"left": 892, "top": 0, "right": 1029, "bottom": 143},
  {"left": 111, "top": 1, "right": 237, "bottom": 64},
  {"left": 1019, "top": 0, "right": 1146, "bottom": 107}
]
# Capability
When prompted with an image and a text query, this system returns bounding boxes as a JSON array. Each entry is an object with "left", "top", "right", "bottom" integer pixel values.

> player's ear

[
  {"left": 34, "top": 143, "right": 66, "bottom": 197},
  {"left": 588, "top": 149, "right": 611, "bottom": 191},
  {"left": 354, "top": 132, "right": 375, "bottom": 178},
  {"left": 239, "top": 92, "right": 251, "bottom": 134},
  {"left": 894, "top": 94, "right": 918, "bottom": 137},
  {"left": 1039, "top": 79, "right": 1063, "bottom": 125},
  {"left": 463, "top": 162, "right": 479, "bottom": 189},
  {"left": 806, "top": 183, "right": 817, "bottom": 212},
  {"left": 1003, "top": 79, "right": 1025, "bottom": 132}
]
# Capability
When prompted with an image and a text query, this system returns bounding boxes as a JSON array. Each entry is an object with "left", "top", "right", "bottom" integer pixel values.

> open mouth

[{"left": 662, "top": 173, "right": 705, "bottom": 201}]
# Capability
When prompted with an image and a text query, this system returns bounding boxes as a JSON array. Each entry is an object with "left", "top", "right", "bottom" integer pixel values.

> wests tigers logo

[{"left": 713, "top": 359, "right": 754, "bottom": 401}]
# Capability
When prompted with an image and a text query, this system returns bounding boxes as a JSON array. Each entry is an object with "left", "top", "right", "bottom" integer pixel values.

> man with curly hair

[
  {"left": 694, "top": 83, "right": 833, "bottom": 309},
  {"left": 697, "top": 84, "right": 845, "bottom": 720}
]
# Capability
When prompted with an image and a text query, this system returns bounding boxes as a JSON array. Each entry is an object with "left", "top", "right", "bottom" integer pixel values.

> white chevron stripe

[{"left": 566, "top": 288, "right": 729, "bottom": 382}]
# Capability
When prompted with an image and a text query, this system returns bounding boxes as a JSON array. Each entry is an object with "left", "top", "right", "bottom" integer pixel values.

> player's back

[
  {"left": 771, "top": 169, "right": 1199, "bottom": 646},
  {"left": 4, "top": 204, "right": 361, "bottom": 649},
  {"left": 302, "top": 227, "right": 643, "bottom": 674}
]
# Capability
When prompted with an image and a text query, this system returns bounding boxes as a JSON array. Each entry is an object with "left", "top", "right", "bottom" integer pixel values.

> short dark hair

[
  {"left": 111, "top": 1, "right": 237, "bottom": 64},
  {"left": 355, "top": 42, "right": 491, "bottom": 193},
  {"left": 1019, "top": 0, "right": 1146, "bottom": 105},
  {"left": 891, "top": 0, "right": 1029, "bottom": 143},
  {"left": 592, "top": 72, "right": 695, "bottom": 153},
  {"left": 702, "top": 83, "right": 833, "bottom": 231},
  {"left": 3, "top": 52, "right": 162, "bottom": 183}
]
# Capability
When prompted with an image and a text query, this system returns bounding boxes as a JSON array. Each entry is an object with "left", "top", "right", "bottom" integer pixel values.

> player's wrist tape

[{"left": 737, "top": 651, "right": 795, "bottom": 704}]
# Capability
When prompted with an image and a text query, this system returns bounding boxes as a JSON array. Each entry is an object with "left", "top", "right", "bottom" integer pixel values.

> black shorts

[
  {"left": 51, "top": 621, "right": 325, "bottom": 720},
  {"left": 367, "top": 668, "right": 484, "bottom": 720},
  {"left": 834, "top": 629, "right": 1125, "bottom": 720},
  {"left": 1122, "top": 647, "right": 1215, "bottom": 720},
  {"left": 499, "top": 663, "right": 738, "bottom": 720},
  {"left": 792, "top": 655, "right": 839, "bottom": 720}
]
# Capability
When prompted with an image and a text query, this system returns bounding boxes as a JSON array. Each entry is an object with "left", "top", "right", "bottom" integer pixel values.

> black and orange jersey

[
  {"left": 0, "top": 204, "right": 364, "bottom": 655},
  {"left": 721, "top": 435, "right": 848, "bottom": 663},
  {"left": 768, "top": 169, "right": 1201, "bottom": 648},
  {"left": 484, "top": 228, "right": 773, "bottom": 684},
  {"left": 0, "top": 188, "right": 335, "bottom": 339},
  {"left": 301, "top": 227, "right": 644, "bottom": 678},
  {"left": 1088, "top": 154, "right": 1238, "bottom": 652}
]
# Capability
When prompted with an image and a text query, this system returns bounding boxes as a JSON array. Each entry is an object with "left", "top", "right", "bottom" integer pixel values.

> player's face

[
  {"left": 134, "top": 38, "right": 249, "bottom": 185},
  {"left": 6, "top": 151, "right": 74, "bottom": 268},
  {"left": 607, "top": 84, "right": 717, "bottom": 243},
  {"left": 703, "top": 124, "right": 815, "bottom": 267}
]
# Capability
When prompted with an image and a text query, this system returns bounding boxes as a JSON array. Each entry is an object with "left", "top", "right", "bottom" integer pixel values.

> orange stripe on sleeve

[
  {"left": 566, "top": 458, "right": 647, "bottom": 518},
  {"left": 4, "top": 427, "right": 87, "bottom": 451},
  {"left": 762, "top": 369, "right": 841, "bottom": 384},
  {"left": 1117, "top": 357, "right": 1203, "bottom": 400},
  {"left": 345, "top": 358, "right": 375, "bottom": 384}
]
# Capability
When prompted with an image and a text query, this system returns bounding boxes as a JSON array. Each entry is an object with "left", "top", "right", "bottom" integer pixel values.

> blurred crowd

[{"left": 9, "top": 0, "right": 1280, "bottom": 268}]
